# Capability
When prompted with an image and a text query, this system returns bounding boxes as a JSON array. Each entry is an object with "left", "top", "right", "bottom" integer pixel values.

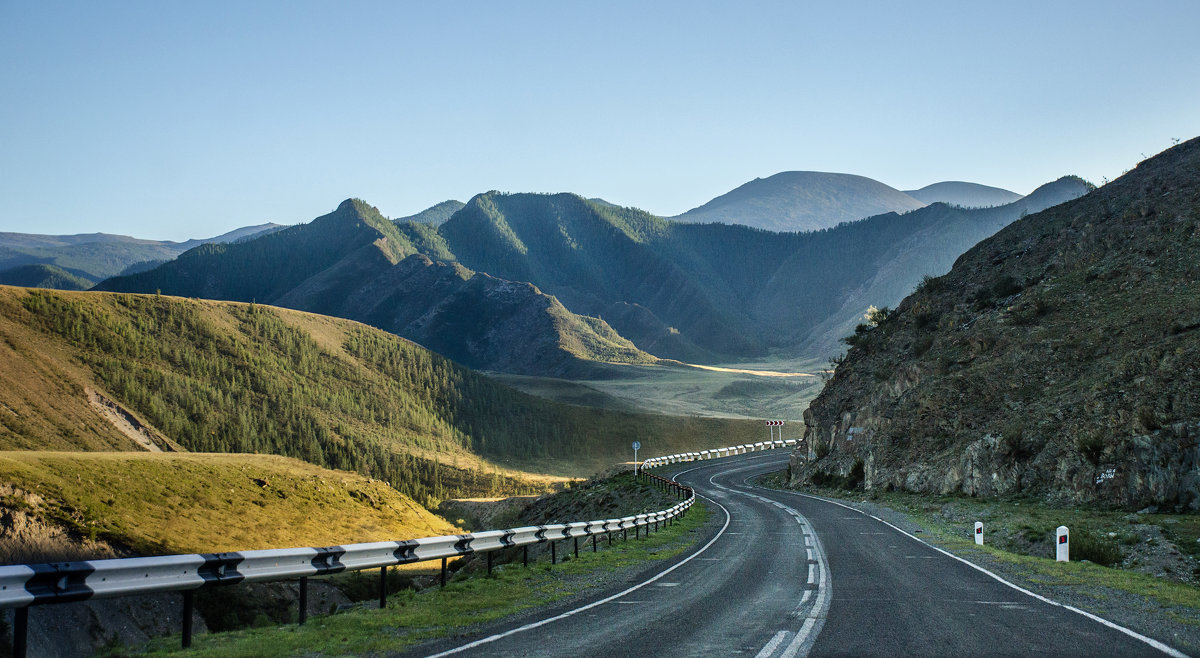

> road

[{"left": 417, "top": 451, "right": 1180, "bottom": 657}]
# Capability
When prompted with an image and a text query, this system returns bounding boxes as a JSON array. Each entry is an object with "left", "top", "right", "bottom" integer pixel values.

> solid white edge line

[
  {"left": 425, "top": 463, "right": 733, "bottom": 657},
  {"left": 779, "top": 489, "right": 1189, "bottom": 658}
]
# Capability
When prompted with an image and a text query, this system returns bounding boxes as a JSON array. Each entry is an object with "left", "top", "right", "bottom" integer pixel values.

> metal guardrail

[
  {"left": 639, "top": 439, "right": 798, "bottom": 469},
  {"left": 0, "top": 438, "right": 796, "bottom": 655}
]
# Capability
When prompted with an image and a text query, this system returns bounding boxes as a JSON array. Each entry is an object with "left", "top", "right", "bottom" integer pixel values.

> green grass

[
  {"left": 129, "top": 503, "right": 709, "bottom": 656},
  {"left": 934, "top": 534, "right": 1200, "bottom": 610}
]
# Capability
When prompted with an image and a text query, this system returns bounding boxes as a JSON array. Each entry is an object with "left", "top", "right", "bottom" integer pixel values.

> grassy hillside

[
  {"left": 791, "top": 138, "right": 1200, "bottom": 509},
  {"left": 0, "top": 452, "right": 459, "bottom": 561},
  {"left": 0, "top": 287, "right": 760, "bottom": 505}
]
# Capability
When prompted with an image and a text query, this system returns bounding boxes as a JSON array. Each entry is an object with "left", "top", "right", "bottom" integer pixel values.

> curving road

[{"left": 417, "top": 451, "right": 1181, "bottom": 657}]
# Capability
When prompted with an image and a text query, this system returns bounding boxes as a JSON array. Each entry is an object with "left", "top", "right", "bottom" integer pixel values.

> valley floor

[{"left": 492, "top": 355, "right": 828, "bottom": 421}]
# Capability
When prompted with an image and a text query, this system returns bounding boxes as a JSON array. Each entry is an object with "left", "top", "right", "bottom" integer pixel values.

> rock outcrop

[{"left": 790, "top": 138, "right": 1200, "bottom": 510}]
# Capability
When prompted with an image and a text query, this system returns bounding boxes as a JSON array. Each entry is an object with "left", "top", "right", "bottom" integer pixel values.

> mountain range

[
  {"left": 0, "top": 223, "right": 285, "bottom": 287},
  {"left": 672, "top": 172, "right": 1026, "bottom": 233},
  {"left": 790, "top": 137, "right": 1200, "bottom": 509},
  {"left": 96, "top": 175, "right": 1089, "bottom": 375}
]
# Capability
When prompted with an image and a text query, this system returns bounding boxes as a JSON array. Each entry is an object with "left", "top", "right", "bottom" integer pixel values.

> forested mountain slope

[
  {"left": 98, "top": 200, "right": 651, "bottom": 375},
  {"left": 0, "top": 264, "right": 93, "bottom": 290},
  {"left": 790, "top": 139, "right": 1200, "bottom": 509}
]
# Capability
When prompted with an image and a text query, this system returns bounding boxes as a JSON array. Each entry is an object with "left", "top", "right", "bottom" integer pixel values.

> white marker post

[
  {"left": 974, "top": 521, "right": 984, "bottom": 545},
  {"left": 1056, "top": 526, "right": 1069, "bottom": 562}
]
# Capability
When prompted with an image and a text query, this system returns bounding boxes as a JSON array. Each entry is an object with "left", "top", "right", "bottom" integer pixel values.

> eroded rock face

[{"left": 789, "top": 138, "right": 1200, "bottom": 510}]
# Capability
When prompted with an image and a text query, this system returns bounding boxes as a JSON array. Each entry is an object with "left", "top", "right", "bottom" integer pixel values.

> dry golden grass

[{"left": 0, "top": 451, "right": 462, "bottom": 558}]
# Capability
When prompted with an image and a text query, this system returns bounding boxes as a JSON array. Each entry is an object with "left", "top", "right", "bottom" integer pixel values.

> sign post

[
  {"left": 1056, "top": 526, "right": 1069, "bottom": 562},
  {"left": 765, "top": 420, "right": 784, "bottom": 442},
  {"left": 632, "top": 441, "right": 641, "bottom": 467}
]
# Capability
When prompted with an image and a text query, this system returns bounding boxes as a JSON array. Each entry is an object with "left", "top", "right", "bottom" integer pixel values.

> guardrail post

[
  {"left": 487, "top": 550, "right": 494, "bottom": 575},
  {"left": 13, "top": 607, "right": 28, "bottom": 658},
  {"left": 440, "top": 557, "right": 447, "bottom": 587},
  {"left": 298, "top": 577, "right": 308, "bottom": 625},
  {"left": 608, "top": 531, "right": 613, "bottom": 546},
  {"left": 574, "top": 537, "right": 579, "bottom": 559},
  {"left": 379, "top": 566, "right": 387, "bottom": 609},
  {"left": 523, "top": 545, "right": 528, "bottom": 567},
  {"left": 551, "top": 540, "right": 557, "bottom": 565},
  {"left": 592, "top": 535, "right": 597, "bottom": 552},
  {"left": 182, "top": 590, "right": 194, "bottom": 649}
]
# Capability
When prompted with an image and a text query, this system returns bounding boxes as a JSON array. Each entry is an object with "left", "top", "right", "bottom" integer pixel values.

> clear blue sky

[{"left": 2, "top": 1, "right": 1197, "bottom": 241}]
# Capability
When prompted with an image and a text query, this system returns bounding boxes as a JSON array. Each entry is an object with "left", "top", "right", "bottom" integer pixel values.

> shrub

[
  {"left": 1070, "top": 527, "right": 1123, "bottom": 567},
  {"left": 865, "top": 305, "right": 892, "bottom": 327},
  {"left": 915, "top": 274, "right": 946, "bottom": 294}
]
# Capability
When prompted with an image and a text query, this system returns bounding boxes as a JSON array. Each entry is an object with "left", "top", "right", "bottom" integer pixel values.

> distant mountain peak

[
  {"left": 395, "top": 200, "right": 466, "bottom": 227},
  {"left": 674, "top": 170, "right": 927, "bottom": 232},
  {"left": 903, "top": 181, "right": 1023, "bottom": 208}
]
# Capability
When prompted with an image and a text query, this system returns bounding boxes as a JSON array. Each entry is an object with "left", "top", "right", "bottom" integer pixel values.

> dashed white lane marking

[
  {"left": 712, "top": 463, "right": 831, "bottom": 658},
  {"left": 755, "top": 630, "right": 791, "bottom": 658}
]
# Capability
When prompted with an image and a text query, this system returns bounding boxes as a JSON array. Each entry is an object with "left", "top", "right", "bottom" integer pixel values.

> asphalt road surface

[{"left": 417, "top": 451, "right": 1182, "bottom": 657}]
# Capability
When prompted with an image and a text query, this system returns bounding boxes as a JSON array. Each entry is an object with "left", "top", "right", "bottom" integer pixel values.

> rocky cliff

[{"left": 789, "top": 138, "right": 1200, "bottom": 510}]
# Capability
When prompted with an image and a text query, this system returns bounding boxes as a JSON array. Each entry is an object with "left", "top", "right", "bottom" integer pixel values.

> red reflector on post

[{"left": 1059, "top": 535, "right": 1068, "bottom": 544}]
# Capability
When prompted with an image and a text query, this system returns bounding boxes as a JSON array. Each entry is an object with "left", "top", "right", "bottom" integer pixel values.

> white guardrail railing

[
  {"left": 0, "top": 438, "right": 796, "bottom": 656},
  {"left": 640, "top": 439, "right": 797, "bottom": 468}
]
